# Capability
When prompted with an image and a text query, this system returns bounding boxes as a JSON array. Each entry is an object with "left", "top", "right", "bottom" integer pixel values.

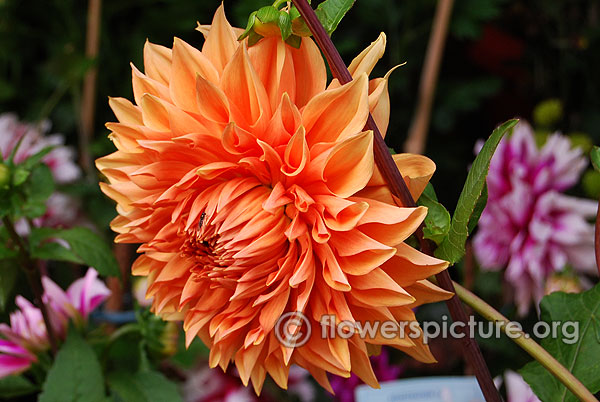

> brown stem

[
  {"left": 80, "top": 0, "right": 102, "bottom": 177},
  {"left": 291, "top": 2, "right": 501, "bottom": 400},
  {"left": 2, "top": 217, "right": 58, "bottom": 354},
  {"left": 594, "top": 200, "right": 600, "bottom": 275},
  {"left": 404, "top": 0, "right": 454, "bottom": 155}
]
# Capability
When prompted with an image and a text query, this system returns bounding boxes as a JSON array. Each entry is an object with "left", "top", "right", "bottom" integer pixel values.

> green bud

[
  {"left": 0, "top": 163, "right": 10, "bottom": 189},
  {"left": 533, "top": 98, "right": 563, "bottom": 128}
]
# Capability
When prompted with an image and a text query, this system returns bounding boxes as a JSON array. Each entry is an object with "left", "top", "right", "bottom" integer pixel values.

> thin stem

[
  {"left": 404, "top": 0, "right": 454, "bottom": 154},
  {"left": 290, "top": 1, "right": 501, "bottom": 400},
  {"left": 2, "top": 216, "right": 58, "bottom": 354},
  {"left": 450, "top": 279, "right": 597, "bottom": 402}
]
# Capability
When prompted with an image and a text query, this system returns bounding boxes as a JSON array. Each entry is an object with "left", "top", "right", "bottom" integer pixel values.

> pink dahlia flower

[
  {"left": 0, "top": 113, "right": 80, "bottom": 184},
  {"left": 42, "top": 267, "right": 111, "bottom": 325},
  {"left": 0, "top": 268, "right": 110, "bottom": 378},
  {"left": 0, "top": 297, "right": 48, "bottom": 378},
  {"left": 473, "top": 122, "right": 597, "bottom": 315},
  {"left": 0, "top": 339, "right": 37, "bottom": 378},
  {"left": 0, "top": 113, "right": 82, "bottom": 234},
  {"left": 500, "top": 370, "right": 540, "bottom": 402}
]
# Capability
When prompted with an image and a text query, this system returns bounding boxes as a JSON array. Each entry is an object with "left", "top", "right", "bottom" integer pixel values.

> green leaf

[
  {"left": 418, "top": 188, "right": 451, "bottom": 246},
  {"left": 39, "top": 329, "right": 106, "bottom": 402},
  {"left": 520, "top": 283, "right": 600, "bottom": 401},
  {"left": 237, "top": 11, "right": 257, "bottom": 41},
  {"left": 53, "top": 227, "right": 120, "bottom": 278},
  {"left": 256, "top": 6, "right": 280, "bottom": 24},
  {"left": 0, "top": 260, "right": 19, "bottom": 311},
  {"left": 108, "top": 370, "right": 182, "bottom": 402},
  {"left": 467, "top": 184, "right": 487, "bottom": 235},
  {"left": 0, "top": 375, "right": 38, "bottom": 399},
  {"left": 28, "top": 226, "right": 119, "bottom": 277},
  {"left": 19, "top": 145, "right": 55, "bottom": 170},
  {"left": 11, "top": 167, "right": 29, "bottom": 186},
  {"left": 31, "top": 241, "right": 84, "bottom": 264},
  {"left": 278, "top": 10, "right": 292, "bottom": 40},
  {"left": 315, "top": 0, "right": 356, "bottom": 35},
  {"left": 22, "top": 163, "right": 54, "bottom": 218},
  {"left": 590, "top": 146, "right": 600, "bottom": 172},
  {"left": 435, "top": 119, "right": 518, "bottom": 264}
]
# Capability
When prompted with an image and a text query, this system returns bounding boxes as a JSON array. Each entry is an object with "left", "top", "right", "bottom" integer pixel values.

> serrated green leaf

[
  {"left": 0, "top": 375, "right": 38, "bottom": 399},
  {"left": 418, "top": 192, "right": 451, "bottom": 245},
  {"left": 436, "top": 119, "right": 518, "bottom": 264},
  {"left": 590, "top": 146, "right": 600, "bottom": 172},
  {"left": 31, "top": 241, "right": 84, "bottom": 264},
  {"left": 39, "top": 329, "right": 105, "bottom": 402},
  {"left": 520, "top": 283, "right": 600, "bottom": 401},
  {"left": 0, "top": 260, "right": 19, "bottom": 311},
  {"left": 29, "top": 226, "right": 119, "bottom": 277},
  {"left": 54, "top": 227, "right": 120, "bottom": 278},
  {"left": 467, "top": 184, "right": 487, "bottom": 235},
  {"left": 108, "top": 370, "right": 182, "bottom": 402},
  {"left": 315, "top": 0, "right": 356, "bottom": 35},
  {"left": 278, "top": 10, "right": 292, "bottom": 40}
]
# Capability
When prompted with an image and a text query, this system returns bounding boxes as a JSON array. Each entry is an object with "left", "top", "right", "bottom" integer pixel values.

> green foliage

[
  {"left": 591, "top": 146, "right": 600, "bottom": 172},
  {"left": 418, "top": 184, "right": 451, "bottom": 245},
  {"left": 436, "top": 119, "right": 518, "bottom": 264},
  {"left": 315, "top": 0, "right": 356, "bottom": 35},
  {"left": 520, "top": 283, "right": 600, "bottom": 401},
  {"left": 39, "top": 329, "right": 106, "bottom": 402},
  {"left": 21, "top": 164, "right": 54, "bottom": 218},
  {"left": 108, "top": 370, "right": 182, "bottom": 402},
  {"left": 0, "top": 375, "right": 38, "bottom": 399},
  {"left": 29, "top": 227, "right": 120, "bottom": 277}
]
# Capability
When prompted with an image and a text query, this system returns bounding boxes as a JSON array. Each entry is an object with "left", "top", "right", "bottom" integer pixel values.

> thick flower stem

[
  {"left": 291, "top": 1, "right": 501, "bottom": 400},
  {"left": 449, "top": 279, "right": 597, "bottom": 402},
  {"left": 2, "top": 216, "right": 58, "bottom": 354}
]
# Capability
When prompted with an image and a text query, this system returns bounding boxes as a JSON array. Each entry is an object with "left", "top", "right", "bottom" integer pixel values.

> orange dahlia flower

[{"left": 97, "top": 5, "right": 451, "bottom": 394}]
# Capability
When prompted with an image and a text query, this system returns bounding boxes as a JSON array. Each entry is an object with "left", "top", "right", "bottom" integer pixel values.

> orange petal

[
  {"left": 348, "top": 32, "right": 387, "bottom": 78},
  {"left": 322, "top": 131, "right": 374, "bottom": 198},
  {"left": 108, "top": 97, "right": 143, "bottom": 125},
  {"left": 302, "top": 73, "right": 369, "bottom": 145},
  {"left": 381, "top": 243, "right": 449, "bottom": 287},
  {"left": 201, "top": 4, "right": 239, "bottom": 74},
  {"left": 170, "top": 37, "right": 219, "bottom": 113},
  {"left": 221, "top": 45, "right": 271, "bottom": 132},
  {"left": 369, "top": 153, "right": 436, "bottom": 200},
  {"left": 143, "top": 40, "right": 172, "bottom": 85}
]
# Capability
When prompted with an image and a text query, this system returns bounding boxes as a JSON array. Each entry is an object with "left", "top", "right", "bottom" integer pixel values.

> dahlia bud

[
  {"left": 238, "top": 4, "right": 305, "bottom": 48},
  {"left": 0, "top": 162, "right": 10, "bottom": 190}
]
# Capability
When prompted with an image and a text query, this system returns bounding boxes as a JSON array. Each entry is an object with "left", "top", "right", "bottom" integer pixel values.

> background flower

[
  {"left": 329, "top": 347, "right": 403, "bottom": 402},
  {"left": 473, "top": 122, "right": 597, "bottom": 314}
]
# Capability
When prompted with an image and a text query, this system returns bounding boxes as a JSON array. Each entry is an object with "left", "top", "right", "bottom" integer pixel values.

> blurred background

[{"left": 1, "top": 0, "right": 599, "bottom": 401}]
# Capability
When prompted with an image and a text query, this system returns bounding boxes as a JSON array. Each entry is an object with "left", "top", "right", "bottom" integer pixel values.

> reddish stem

[{"left": 290, "top": 1, "right": 500, "bottom": 401}]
